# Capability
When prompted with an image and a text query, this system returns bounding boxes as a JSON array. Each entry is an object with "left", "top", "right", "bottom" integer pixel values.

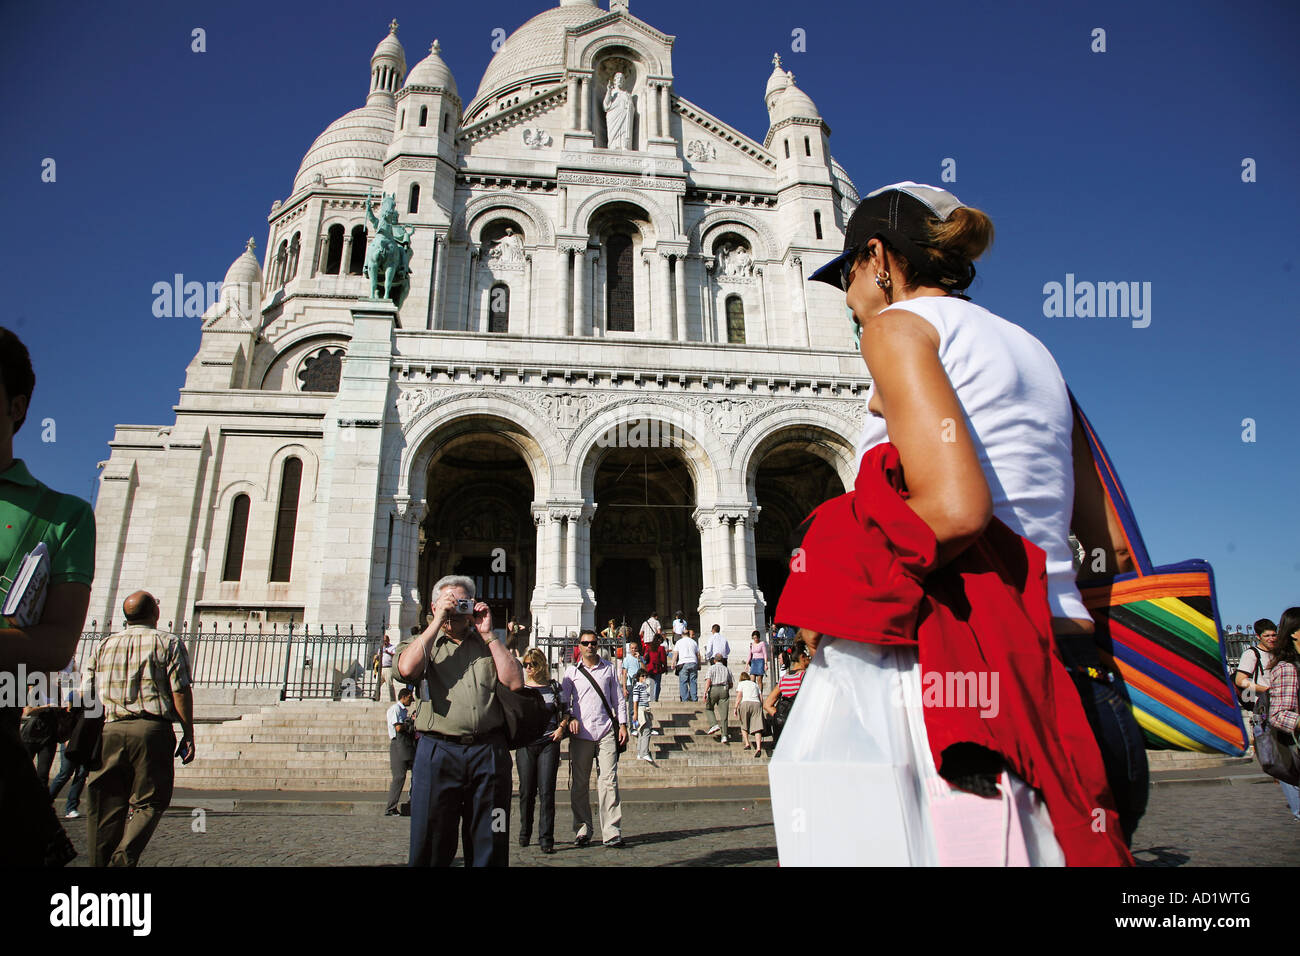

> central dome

[
  {"left": 466, "top": 1, "right": 603, "bottom": 122},
  {"left": 293, "top": 104, "right": 395, "bottom": 194}
]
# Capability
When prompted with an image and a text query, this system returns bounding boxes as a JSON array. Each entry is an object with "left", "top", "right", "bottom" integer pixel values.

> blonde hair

[
  {"left": 876, "top": 205, "right": 995, "bottom": 293},
  {"left": 522, "top": 648, "right": 551, "bottom": 683}
]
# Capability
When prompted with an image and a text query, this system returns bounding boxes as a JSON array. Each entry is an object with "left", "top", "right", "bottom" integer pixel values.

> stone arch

[
  {"left": 576, "top": 35, "right": 667, "bottom": 76},
  {"left": 571, "top": 190, "right": 675, "bottom": 246},
  {"left": 571, "top": 399, "right": 727, "bottom": 507},
  {"left": 734, "top": 411, "right": 859, "bottom": 497},
  {"left": 454, "top": 193, "right": 554, "bottom": 246},
  {"left": 692, "top": 208, "right": 779, "bottom": 261},
  {"left": 214, "top": 478, "right": 264, "bottom": 515},
  {"left": 398, "top": 394, "right": 558, "bottom": 502},
  {"left": 257, "top": 330, "right": 351, "bottom": 389},
  {"left": 265, "top": 443, "right": 321, "bottom": 506}
]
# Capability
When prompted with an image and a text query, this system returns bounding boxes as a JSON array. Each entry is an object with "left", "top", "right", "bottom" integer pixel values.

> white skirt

[{"left": 768, "top": 637, "right": 1065, "bottom": 866}]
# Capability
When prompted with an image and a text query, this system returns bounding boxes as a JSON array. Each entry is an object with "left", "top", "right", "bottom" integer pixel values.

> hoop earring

[{"left": 875, "top": 271, "right": 893, "bottom": 304}]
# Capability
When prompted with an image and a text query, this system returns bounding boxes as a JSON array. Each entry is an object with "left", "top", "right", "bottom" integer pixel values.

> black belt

[
  {"left": 421, "top": 729, "right": 503, "bottom": 745},
  {"left": 112, "top": 712, "right": 171, "bottom": 723}
]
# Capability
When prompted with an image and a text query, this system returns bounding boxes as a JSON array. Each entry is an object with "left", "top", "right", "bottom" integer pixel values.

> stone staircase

[{"left": 175, "top": 698, "right": 772, "bottom": 792}]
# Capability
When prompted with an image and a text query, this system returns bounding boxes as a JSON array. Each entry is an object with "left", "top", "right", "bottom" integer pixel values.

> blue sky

[{"left": 1, "top": 0, "right": 1295, "bottom": 628}]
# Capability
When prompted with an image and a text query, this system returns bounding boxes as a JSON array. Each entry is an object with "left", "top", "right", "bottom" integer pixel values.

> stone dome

[
  {"left": 466, "top": 0, "right": 601, "bottom": 120},
  {"left": 224, "top": 238, "right": 262, "bottom": 288},
  {"left": 764, "top": 54, "right": 790, "bottom": 110},
  {"left": 405, "top": 39, "right": 457, "bottom": 96},
  {"left": 372, "top": 24, "right": 406, "bottom": 74},
  {"left": 293, "top": 104, "right": 396, "bottom": 193},
  {"left": 769, "top": 75, "right": 821, "bottom": 125}
]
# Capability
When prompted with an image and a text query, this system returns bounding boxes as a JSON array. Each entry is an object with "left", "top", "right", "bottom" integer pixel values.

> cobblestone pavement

[{"left": 59, "top": 778, "right": 1300, "bottom": 867}]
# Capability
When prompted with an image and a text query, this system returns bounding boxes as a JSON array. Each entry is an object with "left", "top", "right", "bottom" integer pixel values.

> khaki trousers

[
  {"left": 568, "top": 733, "right": 622, "bottom": 842},
  {"left": 87, "top": 718, "right": 176, "bottom": 867}
]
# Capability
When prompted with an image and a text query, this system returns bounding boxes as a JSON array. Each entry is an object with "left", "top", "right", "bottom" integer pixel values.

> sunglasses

[{"left": 579, "top": 640, "right": 598, "bottom": 646}]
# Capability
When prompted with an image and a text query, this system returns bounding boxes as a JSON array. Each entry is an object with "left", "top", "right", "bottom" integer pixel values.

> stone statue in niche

[
  {"left": 603, "top": 72, "right": 634, "bottom": 150},
  {"left": 488, "top": 227, "right": 525, "bottom": 264},
  {"left": 717, "top": 243, "right": 754, "bottom": 278}
]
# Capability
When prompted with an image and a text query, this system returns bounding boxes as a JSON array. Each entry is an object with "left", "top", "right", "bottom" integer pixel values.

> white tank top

[{"left": 855, "top": 296, "right": 1087, "bottom": 620}]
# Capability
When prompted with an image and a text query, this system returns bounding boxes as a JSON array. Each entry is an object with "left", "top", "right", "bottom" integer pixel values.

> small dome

[
  {"left": 293, "top": 104, "right": 396, "bottom": 193},
  {"left": 372, "top": 19, "right": 406, "bottom": 73},
  {"left": 224, "top": 237, "right": 262, "bottom": 289},
  {"left": 405, "top": 39, "right": 457, "bottom": 96},
  {"left": 769, "top": 73, "right": 822, "bottom": 125},
  {"left": 466, "top": 1, "right": 601, "bottom": 121},
  {"left": 764, "top": 53, "right": 790, "bottom": 110}
]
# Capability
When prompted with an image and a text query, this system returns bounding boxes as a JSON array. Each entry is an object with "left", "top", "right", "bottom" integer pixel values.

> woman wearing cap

[{"left": 781, "top": 182, "right": 1141, "bottom": 865}]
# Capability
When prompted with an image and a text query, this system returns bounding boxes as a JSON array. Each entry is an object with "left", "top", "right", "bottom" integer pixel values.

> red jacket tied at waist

[{"left": 774, "top": 442, "right": 1131, "bottom": 867}]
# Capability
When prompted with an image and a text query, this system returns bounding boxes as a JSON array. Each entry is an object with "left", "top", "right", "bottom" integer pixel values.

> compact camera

[{"left": 454, "top": 597, "right": 474, "bottom": 614}]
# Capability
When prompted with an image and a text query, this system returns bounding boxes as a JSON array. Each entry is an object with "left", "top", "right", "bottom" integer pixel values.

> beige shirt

[
  {"left": 82, "top": 624, "right": 191, "bottom": 723},
  {"left": 395, "top": 632, "right": 503, "bottom": 736}
]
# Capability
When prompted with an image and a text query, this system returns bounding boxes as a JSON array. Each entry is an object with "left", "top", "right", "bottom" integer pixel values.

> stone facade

[{"left": 90, "top": 2, "right": 869, "bottom": 649}]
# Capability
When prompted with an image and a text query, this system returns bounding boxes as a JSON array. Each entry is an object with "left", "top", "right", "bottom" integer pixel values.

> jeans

[
  {"left": 408, "top": 732, "right": 512, "bottom": 867},
  {"left": 515, "top": 738, "right": 560, "bottom": 848},
  {"left": 678, "top": 663, "right": 698, "bottom": 702},
  {"left": 1281, "top": 781, "right": 1300, "bottom": 818},
  {"left": 636, "top": 712, "right": 653, "bottom": 759},
  {"left": 1057, "top": 636, "right": 1149, "bottom": 845},
  {"left": 651, "top": 673, "right": 662, "bottom": 702},
  {"left": 49, "top": 744, "right": 89, "bottom": 813}
]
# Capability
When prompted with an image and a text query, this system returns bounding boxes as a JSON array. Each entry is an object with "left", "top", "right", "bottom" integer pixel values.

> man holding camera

[{"left": 394, "top": 575, "right": 524, "bottom": 867}]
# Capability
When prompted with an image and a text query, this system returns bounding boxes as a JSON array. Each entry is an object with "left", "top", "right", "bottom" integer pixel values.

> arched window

[
  {"left": 605, "top": 234, "right": 635, "bottom": 332},
  {"left": 443, "top": 112, "right": 449, "bottom": 132},
  {"left": 274, "top": 240, "right": 288, "bottom": 287},
  {"left": 489, "top": 283, "right": 509, "bottom": 333},
  {"left": 399, "top": 110, "right": 405, "bottom": 130},
  {"left": 813, "top": 210, "right": 823, "bottom": 240},
  {"left": 298, "top": 347, "right": 344, "bottom": 392},
  {"left": 419, "top": 106, "right": 428, "bottom": 127},
  {"left": 287, "top": 232, "right": 301, "bottom": 280},
  {"left": 269, "top": 457, "right": 302, "bottom": 582},
  {"left": 348, "top": 225, "right": 367, "bottom": 275},
  {"left": 408, "top": 183, "right": 420, "bottom": 214},
  {"left": 222, "top": 494, "right": 250, "bottom": 581},
  {"left": 784, "top": 139, "right": 790, "bottom": 159},
  {"left": 726, "top": 295, "right": 746, "bottom": 344},
  {"left": 324, "top": 224, "right": 344, "bottom": 275},
  {"left": 804, "top": 136, "right": 811, "bottom": 156}
]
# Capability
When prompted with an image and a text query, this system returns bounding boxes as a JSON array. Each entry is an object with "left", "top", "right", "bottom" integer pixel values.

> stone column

[
  {"left": 573, "top": 246, "right": 589, "bottom": 338},
  {"left": 732, "top": 514, "right": 748, "bottom": 588},
  {"left": 564, "top": 510, "right": 579, "bottom": 587},
  {"left": 587, "top": 248, "right": 601, "bottom": 336},
  {"left": 316, "top": 235, "right": 329, "bottom": 277},
  {"left": 341, "top": 233, "right": 354, "bottom": 275},
  {"left": 673, "top": 253, "right": 688, "bottom": 341},
  {"left": 465, "top": 247, "right": 480, "bottom": 332},
  {"left": 523, "top": 253, "right": 534, "bottom": 335},
  {"left": 654, "top": 251, "right": 672, "bottom": 340},
  {"left": 755, "top": 266, "right": 769, "bottom": 345},
  {"left": 568, "top": 75, "right": 579, "bottom": 129},
  {"left": 702, "top": 260, "right": 715, "bottom": 343},
  {"left": 578, "top": 503, "right": 596, "bottom": 593},
  {"left": 549, "top": 510, "right": 565, "bottom": 587},
  {"left": 720, "top": 515, "right": 736, "bottom": 590},
  {"left": 556, "top": 246, "right": 572, "bottom": 336},
  {"left": 659, "top": 84, "right": 669, "bottom": 137},
  {"left": 432, "top": 235, "right": 448, "bottom": 330},
  {"left": 790, "top": 256, "right": 810, "bottom": 347},
  {"left": 593, "top": 248, "right": 605, "bottom": 337},
  {"left": 579, "top": 77, "right": 589, "bottom": 132}
]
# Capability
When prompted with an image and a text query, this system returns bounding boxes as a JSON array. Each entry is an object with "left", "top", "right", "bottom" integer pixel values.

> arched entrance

[
  {"left": 750, "top": 430, "right": 849, "bottom": 623},
  {"left": 417, "top": 429, "right": 537, "bottom": 645},
  {"left": 589, "top": 423, "right": 703, "bottom": 633}
]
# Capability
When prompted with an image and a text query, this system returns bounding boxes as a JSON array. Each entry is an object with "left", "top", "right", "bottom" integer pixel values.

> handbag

[
  {"left": 578, "top": 664, "right": 627, "bottom": 754},
  {"left": 1250, "top": 685, "right": 1300, "bottom": 784},
  {"left": 1071, "top": 394, "right": 1249, "bottom": 756}
]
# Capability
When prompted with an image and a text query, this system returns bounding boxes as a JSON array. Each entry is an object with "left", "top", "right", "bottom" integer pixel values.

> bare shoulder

[{"left": 861, "top": 307, "right": 941, "bottom": 349}]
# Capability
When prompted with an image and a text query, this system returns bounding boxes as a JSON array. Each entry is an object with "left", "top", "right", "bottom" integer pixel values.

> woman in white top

[
  {"left": 732, "top": 671, "right": 765, "bottom": 758},
  {"left": 772, "top": 182, "right": 1139, "bottom": 866}
]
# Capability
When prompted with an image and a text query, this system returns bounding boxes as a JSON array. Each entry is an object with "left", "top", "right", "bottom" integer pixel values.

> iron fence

[{"left": 73, "top": 622, "right": 385, "bottom": 701}]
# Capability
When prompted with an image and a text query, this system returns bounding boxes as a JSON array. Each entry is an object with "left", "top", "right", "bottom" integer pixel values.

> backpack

[{"left": 1237, "top": 646, "right": 1265, "bottom": 711}]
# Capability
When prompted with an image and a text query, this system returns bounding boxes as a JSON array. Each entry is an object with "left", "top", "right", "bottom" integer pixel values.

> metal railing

[{"left": 74, "top": 621, "right": 385, "bottom": 701}]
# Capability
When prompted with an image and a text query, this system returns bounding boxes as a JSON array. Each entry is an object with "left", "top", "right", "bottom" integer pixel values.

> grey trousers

[
  {"left": 87, "top": 718, "right": 175, "bottom": 867},
  {"left": 568, "top": 733, "right": 622, "bottom": 842}
]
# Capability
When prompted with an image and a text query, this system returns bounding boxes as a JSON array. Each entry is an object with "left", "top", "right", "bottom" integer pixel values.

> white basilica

[{"left": 90, "top": 0, "right": 872, "bottom": 644}]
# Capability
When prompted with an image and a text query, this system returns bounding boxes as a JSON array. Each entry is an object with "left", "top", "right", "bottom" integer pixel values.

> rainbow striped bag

[{"left": 1072, "top": 397, "right": 1249, "bottom": 756}]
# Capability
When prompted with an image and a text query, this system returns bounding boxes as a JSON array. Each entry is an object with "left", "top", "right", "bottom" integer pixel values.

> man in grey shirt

[{"left": 703, "top": 654, "right": 733, "bottom": 743}]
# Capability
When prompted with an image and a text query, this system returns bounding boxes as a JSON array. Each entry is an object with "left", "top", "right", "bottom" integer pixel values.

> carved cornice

[{"left": 558, "top": 171, "right": 685, "bottom": 193}]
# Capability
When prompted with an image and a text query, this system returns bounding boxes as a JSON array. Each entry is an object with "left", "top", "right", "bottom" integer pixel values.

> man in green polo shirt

[
  {"left": 394, "top": 574, "right": 524, "bottom": 866},
  {"left": 0, "top": 327, "right": 96, "bottom": 865}
]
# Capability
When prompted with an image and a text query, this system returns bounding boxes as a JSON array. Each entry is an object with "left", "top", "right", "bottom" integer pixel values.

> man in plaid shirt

[{"left": 82, "top": 590, "right": 195, "bottom": 866}]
